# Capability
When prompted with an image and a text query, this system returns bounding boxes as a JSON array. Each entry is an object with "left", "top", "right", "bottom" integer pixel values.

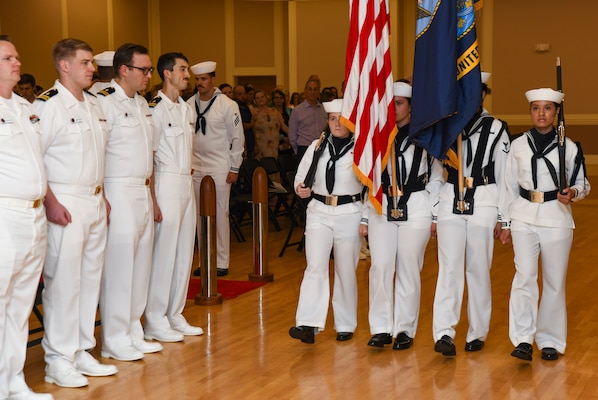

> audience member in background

[
  {"left": 253, "top": 89, "right": 287, "bottom": 160},
  {"left": 232, "top": 84, "right": 255, "bottom": 158},
  {"left": 89, "top": 50, "right": 115, "bottom": 93},
  {"left": 244, "top": 83, "right": 256, "bottom": 110},
  {"left": 289, "top": 92, "right": 300, "bottom": 110},
  {"left": 17, "top": 73, "right": 37, "bottom": 103},
  {"left": 271, "top": 88, "right": 292, "bottom": 154},
  {"left": 288, "top": 77, "right": 327, "bottom": 161},
  {"left": 219, "top": 83, "right": 233, "bottom": 99}
]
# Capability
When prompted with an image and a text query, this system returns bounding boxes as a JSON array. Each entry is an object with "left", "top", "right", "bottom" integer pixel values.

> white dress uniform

[
  {"left": 367, "top": 126, "right": 444, "bottom": 337},
  {"left": 187, "top": 88, "right": 244, "bottom": 272},
  {"left": 144, "top": 91, "right": 196, "bottom": 332},
  {"left": 293, "top": 134, "right": 364, "bottom": 333},
  {"left": 34, "top": 81, "right": 108, "bottom": 369},
  {"left": 0, "top": 94, "right": 47, "bottom": 398},
  {"left": 433, "top": 109, "right": 511, "bottom": 343},
  {"left": 96, "top": 80, "right": 155, "bottom": 353},
  {"left": 501, "top": 130, "right": 590, "bottom": 354}
]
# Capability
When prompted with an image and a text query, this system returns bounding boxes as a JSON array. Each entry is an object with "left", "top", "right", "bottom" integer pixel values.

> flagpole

[
  {"left": 456, "top": 133, "right": 466, "bottom": 212},
  {"left": 389, "top": 145, "right": 402, "bottom": 218}
]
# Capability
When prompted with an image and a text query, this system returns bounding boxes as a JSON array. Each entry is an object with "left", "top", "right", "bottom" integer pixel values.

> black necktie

[
  {"left": 195, "top": 95, "right": 218, "bottom": 134},
  {"left": 325, "top": 137, "right": 353, "bottom": 194},
  {"left": 527, "top": 130, "right": 559, "bottom": 189}
]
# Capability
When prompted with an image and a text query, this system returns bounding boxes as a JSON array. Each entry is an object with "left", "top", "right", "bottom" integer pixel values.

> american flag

[{"left": 341, "top": 0, "right": 397, "bottom": 214}]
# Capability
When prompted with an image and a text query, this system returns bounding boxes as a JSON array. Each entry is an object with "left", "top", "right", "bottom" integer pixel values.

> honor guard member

[
  {"left": 500, "top": 88, "right": 590, "bottom": 361},
  {"left": 143, "top": 52, "right": 203, "bottom": 343},
  {"left": 187, "top": 61, "right": 244, "bottom": 277},
  {"left": 289, "top": 99, "right": 366, "bottom": 344},
  {"left": 35, "top": 38, "right": 117, "bottom": 389},
  {"left": 96, "top": 43, "right": 161, "bottom": 361},
  {"left": 366, "top": 81, "right": 444, "bottom": 349},
  {"left": 89, "top": 50, "right": 115, "bottom": 94},
  {"left": 0, "top": 35, "right": 53, "bottom": 400},
  {"left": 432, "top": 72, "right": 511, "bottom": 356}
]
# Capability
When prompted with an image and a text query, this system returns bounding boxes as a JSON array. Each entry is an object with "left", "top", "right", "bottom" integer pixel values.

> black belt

[
  {"left": 519, "top": 187, "right": 558, "bottom": 203},
  {"left": 312, "top": 193, "right": 362, "bottom": 206}
]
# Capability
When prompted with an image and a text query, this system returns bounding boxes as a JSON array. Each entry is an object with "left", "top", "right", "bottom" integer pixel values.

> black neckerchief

[
  {"left": 527, "top": 128, "right": 559, "bottom": 189},
  {"left": 325, "top": 134, "right": 354, "bottom": 194},
  {"left": 195, "top": 93, "right": 219, "bottom": 134}
]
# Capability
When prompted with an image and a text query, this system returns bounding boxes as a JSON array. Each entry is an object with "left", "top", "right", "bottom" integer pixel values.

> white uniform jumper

[
  {"left": 501, "top": 130, "right": 590, "bottom": 354},
  {"left": 96, "top": 80, "right": 155, "bottom": 351},
  {"left": 35, "top": 81, "right": 108, "bottom": 368},
  {"left": 293, "top": 134, "right": 364, "bottom": 333},
  {"left": 145, "top": 91, "right": 196, "bottom": 332},
  {"left": 187, "top": 89, "right": 244, "bottom": 271},
  {"left": 433, "top": 110, "right": 510, "bottom": 343},
  {"left": 367, "top": 127, "right": 444, "bottom": 337},
  {"left": 0, "top": 94, "right": 47, "bottom": 398}
]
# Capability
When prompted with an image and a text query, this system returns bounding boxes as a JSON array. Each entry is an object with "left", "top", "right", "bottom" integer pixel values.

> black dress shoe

[
  {"left": 289, "top": 326, "right": 315, "bottom": 344},
  {"left": 465, "top": 339, "right": 485, "bottom": 352},
  {"left": 541, "top": 347, "right": 558, "bottom": 361},
  {"left": 511, "top": 342, "right": 533, "bottom": 361},
  {"left": 393, "top": 332, "right": 413, "bottom": 350},
  {"left": 336, "top": 332, "right": 353, "bottom": 341},
  {"left": 216, "top": 268, "right": 229, "bottom": 276},
  {"left": 434, "top": 335, "right": 456, "bottom": 356},
  {"left": 367, "top": 333, "right": 392, "bottom": 347}
]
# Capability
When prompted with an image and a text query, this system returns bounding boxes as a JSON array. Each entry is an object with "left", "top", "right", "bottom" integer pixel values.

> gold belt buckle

[
  {"left": 529, "top": 191, "right": 544, "bottom": 203},
  {"left": 94, "top": 185, "right": 102, "bottom": 195},
  {"left": 32, "top": 199, "right": 42, "bottom": 208},
  {"left": 464, "top": 177, "right": 474, "bottom": 189},
  {"left": 144, "top": 178, "right": 151, "bottom": 186},
  {"left": 325, "top": 195, "right": 338, "bottom": 206}
]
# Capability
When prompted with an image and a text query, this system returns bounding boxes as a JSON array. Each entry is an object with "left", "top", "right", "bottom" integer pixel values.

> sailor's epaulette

[
  {"left": 37, "top": 88, "right": 58, "bottom": 102},
  {"left": 84, "top": 89, "right": 96, "bottom": 98},
  {"left": 97, "top": 87, "right": 116, "bottom": 97},
  {"left": 148, "top": 96, "right": 162, "bottom": 108}
]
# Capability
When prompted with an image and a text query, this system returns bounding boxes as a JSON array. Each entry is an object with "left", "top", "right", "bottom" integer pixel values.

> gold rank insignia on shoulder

[
  {"left": 97, "top": 87, "right": 115, "bottom": 96},
  {"left": 36, "top": 88, "right": 58, "bottom": 102},
  {"left": 148, "top": 96, "right": 162, "bottom": 108}
]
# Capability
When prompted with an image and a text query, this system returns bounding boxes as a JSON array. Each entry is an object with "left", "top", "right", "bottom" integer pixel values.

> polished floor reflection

[{"left": 26, "top": 186, "right": 598, "bottom": 399}]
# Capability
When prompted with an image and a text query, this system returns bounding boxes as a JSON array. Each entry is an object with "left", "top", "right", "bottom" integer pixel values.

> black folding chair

[
  {"left": 240, "top": 158, "right": 283, "bottom": 232},
  {"left": 276, "top": 153, "right": 307, "bottom": 256}
]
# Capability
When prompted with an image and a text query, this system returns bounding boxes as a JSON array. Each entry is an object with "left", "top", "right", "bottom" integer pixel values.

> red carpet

[{"left": 187, "top": 278, "right": 267, "bottom": 300}]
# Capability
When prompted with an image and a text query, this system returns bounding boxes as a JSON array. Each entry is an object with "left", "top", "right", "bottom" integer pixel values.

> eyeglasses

[{"left": 126, "top": 65, "right": 154, "bottom": 76}]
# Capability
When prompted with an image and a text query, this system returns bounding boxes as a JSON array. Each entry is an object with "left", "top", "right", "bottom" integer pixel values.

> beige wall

[{"left": 1, "top": 0, "right": 596, "bottom": 153}]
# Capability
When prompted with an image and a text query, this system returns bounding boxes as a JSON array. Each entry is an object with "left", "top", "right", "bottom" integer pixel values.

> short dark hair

[
  {"left": 113, "top": 43, "right": 149, "bottom": 77},
  {"left": 52, "top": 38, "right": 93, "bottom": 71},
  {"left": 219, "top": 83, "right": 232, "bottom": 91},
  {"left": 156, "top": 52, "right": 188, "bottom": 81},
  {"left": 0, "top": 35, "right": 11, "bottom": 42},
  {"left": 18, "top": 73, "right": 35, "bottom": 87}
]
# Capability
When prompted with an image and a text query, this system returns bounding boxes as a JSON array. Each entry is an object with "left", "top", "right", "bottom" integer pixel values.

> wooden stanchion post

[
  {"left": 195, "top": 175, "right": 223, "bottom": 305},
  {"left": 249, "top": 166, "right": 274, "bottom": 282}
]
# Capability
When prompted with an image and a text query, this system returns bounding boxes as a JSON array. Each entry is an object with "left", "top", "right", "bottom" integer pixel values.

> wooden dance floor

[{"left": 25, "top": 178, "right": 598, "bottom": 399}]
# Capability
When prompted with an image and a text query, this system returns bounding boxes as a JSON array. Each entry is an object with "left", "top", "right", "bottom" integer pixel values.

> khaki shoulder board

[
  {"left": 148, "top": 96, "right": 162, "bottom": 108},
  {"left": 97, "top": 87, "right": 116, "bottom": 97},
  {"left": 37, "top": 88, "right": 58, "bottom": 102}
]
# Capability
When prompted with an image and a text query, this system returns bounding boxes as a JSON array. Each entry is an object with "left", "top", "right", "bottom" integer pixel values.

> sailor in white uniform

[
  {"left": 433, "top": 72, "right": 511, "bottom": 356},
  {"left": 289, "top": 99, "right": 366, "bottom": 344},
  {"left": 187, "top": 61, "right": 244, "bottom": 277},
  {"left": 0, "top": 35, "right": 53, "bottom": 400},
  {"left": 500, "top": 88, "right": 590, "bottom": 362},
  {"left": 144, "top": 52, "right": 203, "bottom": 343},
  {"left": 366, "top": 81, "right": 444, "bottom": 349},
  {"left": 35, "top": 38, "right": 118, "bottom": 389},
  {"left": 96, "top": 43, "right": 162, "bottom": 362}
]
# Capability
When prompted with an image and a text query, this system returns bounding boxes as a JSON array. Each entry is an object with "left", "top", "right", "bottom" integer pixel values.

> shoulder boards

[
  {"left": 97, "top": 87, "right": 116, "bottom": 97},
  {"left": 37, "top": 88, "right": 58, "bottom": 102},
  {"left": 148, "top": 96, "right": 162, "bottom": 108},
  {"left": 84, "top": 89, "right": 96, "bottom": 98}
]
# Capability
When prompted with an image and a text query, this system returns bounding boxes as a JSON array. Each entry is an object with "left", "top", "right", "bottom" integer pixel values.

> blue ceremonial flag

[{"left": 409, "top": 0, "right": 482, "bottom": 162}]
